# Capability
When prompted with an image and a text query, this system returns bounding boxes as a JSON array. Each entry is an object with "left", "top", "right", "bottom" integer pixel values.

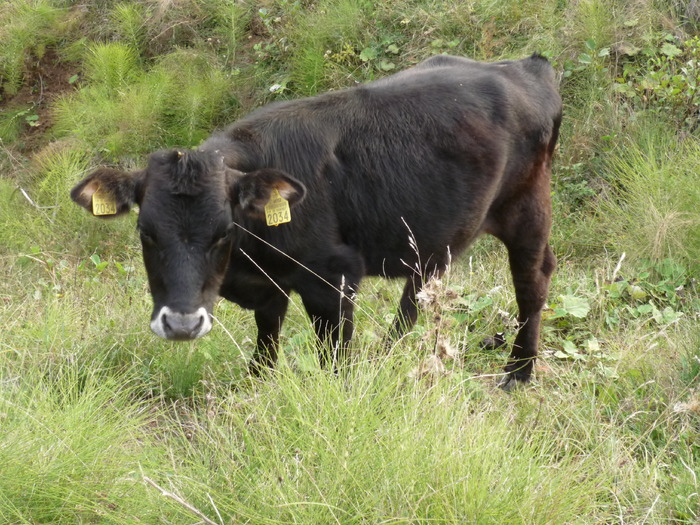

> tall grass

[
  {"left": 0, "top": 351, "right": 154, "bottom": 523},
  {"left": 0, "top": 0, "right": 62, "bottom": 96},
  {"left": 287, "top": 0, "right": 372, "bottom": 94},
  {"left": 162, "top": 363, "right": 612, "bottom": 523},
  {"left": 598, "top": 124, "right": 700, "bottom": 268},
  {"left": 1, "top": 245, "right": 696, "bottom": 522}
]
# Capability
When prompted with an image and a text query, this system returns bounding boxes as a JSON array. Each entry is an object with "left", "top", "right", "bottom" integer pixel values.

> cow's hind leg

[
  {"left": 492, "top": 191, "right": 555, "bottom": 389},
  {"left": 500, "top": 241, "right": 555, "bottom": 389},
  {"left": 390, "top": 261, "right": 448, "bottom": 339},
  {"left": 391, "top": 274, "right": 422, "bottom": 337}
]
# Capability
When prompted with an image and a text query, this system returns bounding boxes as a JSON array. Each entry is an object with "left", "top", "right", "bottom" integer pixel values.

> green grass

[
  {"left": 0, "top": 0, "right": 63, "bottom": 96},
  {"left": 286, "top": 0, "right": 373, "bottom": 94},
  {"left": 0, "top": 366, "right": 155, "bottom": 523},
  {"left": 1, "top": 238, "right": 697, "bottom": 522},
  {"left": 597, "top": 124, "right": 700, "bottom": 268},
  {"left": 110, "top": 1, "right": 149, "bottom": 54},
  {"left": 1, "top": 0, "right": 699, "bottom": 522}
]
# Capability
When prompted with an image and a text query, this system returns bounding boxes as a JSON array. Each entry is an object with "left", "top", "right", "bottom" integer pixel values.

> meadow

[{"left": 1, "top": 0, "right": 698, "bottom": 523}]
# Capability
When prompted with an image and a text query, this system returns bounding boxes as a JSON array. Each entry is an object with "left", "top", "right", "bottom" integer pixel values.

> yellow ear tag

[
  {"left": 264, "top": 189, "right": 291, "bottom": 226},
  {"left": 92, "top": 188, "right": 117, "bottom": 216}
]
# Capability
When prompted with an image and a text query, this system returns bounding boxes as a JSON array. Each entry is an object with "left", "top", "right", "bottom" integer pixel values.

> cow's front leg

[{"left": 249, "top": 292, "right": 289, "bottom": 375}]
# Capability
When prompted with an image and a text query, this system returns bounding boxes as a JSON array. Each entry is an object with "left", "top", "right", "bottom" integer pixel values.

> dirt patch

[{"left": 1, "top": 48, "right": 77, "bottom": 152}]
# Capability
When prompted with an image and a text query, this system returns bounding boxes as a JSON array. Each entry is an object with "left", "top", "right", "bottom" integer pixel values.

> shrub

[{"left": 54, "top": 42, "right": 235, "bottom": 158}]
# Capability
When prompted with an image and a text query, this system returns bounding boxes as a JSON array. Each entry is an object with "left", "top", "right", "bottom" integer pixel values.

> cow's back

[{"left": 209, "top": 55, "right": 561, "bottom": 277}]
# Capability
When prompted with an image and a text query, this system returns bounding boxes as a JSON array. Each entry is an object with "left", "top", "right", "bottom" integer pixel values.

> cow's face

[{"left": 71, "top": 149, "right": 305, "bottom": 341}]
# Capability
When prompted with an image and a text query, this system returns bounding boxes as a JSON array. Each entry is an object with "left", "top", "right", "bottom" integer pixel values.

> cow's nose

[{"left": 151, "top": 307, "right": 212, "bottom": 340}]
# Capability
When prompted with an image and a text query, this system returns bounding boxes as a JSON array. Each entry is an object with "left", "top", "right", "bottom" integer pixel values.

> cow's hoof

[
  {"left": 481, "top": 332, "right": 506, "bottom": 351},
  {"left": 248, "top": 361, "right": 274, "bottom": 378},
  {"left": 497, "top": 373, "right": 530, "bottom": 392}
]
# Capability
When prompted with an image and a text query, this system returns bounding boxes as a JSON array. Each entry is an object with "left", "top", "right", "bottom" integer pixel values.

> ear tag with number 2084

[{"left": 265, "top": 189, "right": 291, "bottom": 226}]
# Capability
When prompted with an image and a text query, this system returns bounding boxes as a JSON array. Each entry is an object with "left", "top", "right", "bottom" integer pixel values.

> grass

[
  {"left": 1, "top": 238, "right": 697, "bottom": 522},
  {"left": 1, "top": 0, "right": 699, "bottom": 522},
  {"left": 0, "top": 367, "right": 154, "bottom": 523},
  {"left": 598, "top": 123, "right": 700, "bottom": 266},
  {"left": 0, "top": 0, "right": 63, "bottom": 96}
]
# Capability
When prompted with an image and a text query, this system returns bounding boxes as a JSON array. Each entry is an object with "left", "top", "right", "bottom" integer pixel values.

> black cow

[{"left": 71, "top": 54, "right": 561, "bottom": 388}]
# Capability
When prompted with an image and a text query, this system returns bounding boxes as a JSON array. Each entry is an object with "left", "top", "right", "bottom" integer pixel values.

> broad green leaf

[
  {"left": 470, "top": 296, "right": 493, "bottom": 313},
  {"left": 562, "top": 340, "right": 579, "bottom": 355},
  {"left": 578, "top": 53, "right": 592, "bottom": 65},
  {"left": 559, "top": 295, "right": 591, "bottom": 318},
  {"left": 584, "top": 337, "right": 600, "bottom": 353},
  {"left": 660, "top": 43, "right": 682, "bottom": 58},
  {"left": 629, "top": 284, "right": 647, "bottom": 301},
  {"left": 658, "top": 306, "right": 682, "bottom": 324},
  {"left": 359, "top": 47, "right": 378, "bottom": 62},
  {"left": 636, "top": 303, "right": 653, "bottom": 315}
]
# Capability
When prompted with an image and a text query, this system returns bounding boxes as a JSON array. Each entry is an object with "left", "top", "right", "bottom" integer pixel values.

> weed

[
  {"left": 0, "top": 105, "right": 40, "bottom": 142},
  {"left": 83, "top": 41, "right": 141, "bottom": 93},
  {"left": 155, "top": 49, "right": 236, "bottom": 146},
  {"left": 614, "top": 35, "right": 700, "bottom": 129},
  {"left": 286, "top": 0, "right": 372, "bottom": 94},
  {"left": 111, "top": 2, "right": 149, "bottom": 53}
]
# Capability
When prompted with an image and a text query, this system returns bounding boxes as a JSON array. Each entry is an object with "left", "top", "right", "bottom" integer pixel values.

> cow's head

[{"left": 71, "top": 149, "right": 305, "bottom": 341}]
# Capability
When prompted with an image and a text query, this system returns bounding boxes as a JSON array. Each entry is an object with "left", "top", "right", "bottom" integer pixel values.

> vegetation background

[{"left": 1, "top": 0, "right": 698, "bottom": 523}]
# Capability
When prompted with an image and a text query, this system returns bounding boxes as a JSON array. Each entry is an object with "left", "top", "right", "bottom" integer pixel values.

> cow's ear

[
  {"left": 228, "top": 168, "right": 306, "bottom": 218},
  {"left": 70, "top": 168, "right": 144, "bottom": 218}
]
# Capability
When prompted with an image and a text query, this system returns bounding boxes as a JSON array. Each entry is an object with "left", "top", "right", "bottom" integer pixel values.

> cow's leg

[
  {"left": 249, "top": 292, "right": 289, "bottom": 375},
  {"left": 391, "top": 274, "right": 422, "bottom": 337},
  {"left": 499, "top": 241, "right": 555, "bottom": 389},
  {"left": 493, "top": 187, "right": 555, "bottom": 389},
  {"left": 297, "top": 249, "right": 364, "bottom": 370},
  {"left": 299, "top": 277, "right": 359, "bottom": 370},
  {"left": 390, "top": 262, "right": 447, "bottom": 339}
]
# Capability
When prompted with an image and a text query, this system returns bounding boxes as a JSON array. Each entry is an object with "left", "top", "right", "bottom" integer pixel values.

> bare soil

[{"left": 1, "top": 47, "right": 77, "bottom": 152}]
